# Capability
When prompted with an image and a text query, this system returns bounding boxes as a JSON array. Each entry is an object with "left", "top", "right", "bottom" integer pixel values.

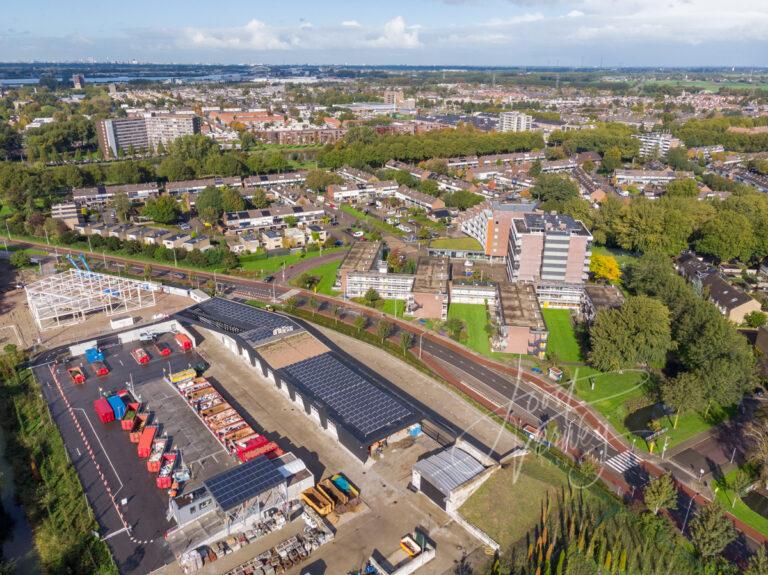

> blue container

[
  {"left": 107, "top": 395, "right": 127, "bottom": 419},
  {"left": 85, "top": 347, "right": 104, "bottom": 363}
]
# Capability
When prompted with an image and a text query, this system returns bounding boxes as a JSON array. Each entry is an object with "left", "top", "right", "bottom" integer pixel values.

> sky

[{"left": 2, "top": 0, "right": 767, "bottom": 67}]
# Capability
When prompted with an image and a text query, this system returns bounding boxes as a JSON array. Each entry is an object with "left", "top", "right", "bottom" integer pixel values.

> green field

[
  {"left": 644, "top": 79, "right": 768, "bottom": 92},
  {"left": 430, "top": 236, "right": 483, "bottom": 251},
  {"left": 460, "top": 457, "right": 573, "bottom": 550},
  {"left": 239, "top": 247, "right": 346, "bottom": 275},
  {"left": 295, "top": 259, "right": 342, "bottom": 295},
  {"left": 381, "top": 299, "right": 406, "bottom": 317},
  {"left": 542, "top": 308, "right": 583, "bottom": 362},
  {"left": 715, "top": 469, "right": 768, "bottom": 537},
  {"left": 448, "top": 303, "right": 491, "bottom": 355},
  {"left": 591, "top": 245, "right": 640, "bottom": 269}
]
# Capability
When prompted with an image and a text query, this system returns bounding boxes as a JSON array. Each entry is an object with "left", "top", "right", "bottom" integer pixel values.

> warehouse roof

[
  {"left": 278, "top": 352, "right": 419, "bottom": 444},
  {"left": 204, "top": 456, "right": 285, "bottom": 512},
  {"left": 176, "top": 298, "right": 303, "bottom": 347},
  {"left": 413, "top": 446, "right": 485, "bottom": 496}
]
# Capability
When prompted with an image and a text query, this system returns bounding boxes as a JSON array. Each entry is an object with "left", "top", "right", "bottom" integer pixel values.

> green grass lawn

[
  {"left": 430, "top": 236, "right": 483, "bottom": 251},
  {"left": 715, "top": 469, "right": 768, "bottom": 537},
  {"left": 591, "top": 245, "right": 640, "bottom": 269},
  {"left": 239, "top": 247, "right": 346, "bottom": 276},
  {"left": 294, "top": 259, "right": 342, "bottom": 295},
  {"left": 381, "top": 299, "right": 406, "bottom": 317},
  {"left": 542, "top": 308, "right": 583, "bottom": 362},
  {"left": 340, "top": 204, "right": 404, "bottom": 236},
  {"left": 448, "top": 303, "right": 491, "bottom": 356},
  {"left": 644, "top": 79, "right": 768, "bottom": 92},
  {"left": 460, "top": 457, "right": 572, "bottom": 550}
]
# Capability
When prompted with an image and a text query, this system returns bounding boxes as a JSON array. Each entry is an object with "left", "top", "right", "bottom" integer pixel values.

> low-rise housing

[
  {"left": 72, "top": 182, "right": 161, "bottom": 207},
  {"left": 582, "top": 284, "right": 625, "bottom": 321}
]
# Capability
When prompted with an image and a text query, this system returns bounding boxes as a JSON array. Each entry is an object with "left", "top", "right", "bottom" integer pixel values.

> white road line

[
  {"left": 605, "top": 451, "right": 640, "bottom": 473},
  {"left": 76, "top": 448, "right": 81, "bottom": 457},
  {"left": 103, "top": 527, "right": 129, "bottom": 540},
  {"left": 72, "top": 408, "right": 124, "bottom": 496}
]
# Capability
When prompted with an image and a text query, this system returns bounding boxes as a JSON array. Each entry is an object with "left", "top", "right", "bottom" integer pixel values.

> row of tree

[{"left": 318, "top": 126, "right": 545, "bottom": 169}]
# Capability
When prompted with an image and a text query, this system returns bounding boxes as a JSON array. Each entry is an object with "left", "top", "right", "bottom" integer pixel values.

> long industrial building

[{"left": 175, "top": 298, "right": 421, "bottom": 465}]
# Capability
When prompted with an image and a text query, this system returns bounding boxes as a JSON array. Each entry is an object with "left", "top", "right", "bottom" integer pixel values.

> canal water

[{"left": 0, "top": 428, "right": 40, "bottom": 574}]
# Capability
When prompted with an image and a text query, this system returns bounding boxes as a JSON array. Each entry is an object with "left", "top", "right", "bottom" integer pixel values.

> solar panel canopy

[
  {"left": 279, "top": 353, "right": 418, "bottom": 442},
  {"left": 181, "top": 298, "right": 301, "bottom": 345},
  {"left": 204, "top": 456, "right": 285, "bottom": 512}
]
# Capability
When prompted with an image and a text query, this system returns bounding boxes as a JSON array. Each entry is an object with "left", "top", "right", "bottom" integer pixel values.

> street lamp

[{"left": 682, "top": 493, "right": 696, "bottom": 534}]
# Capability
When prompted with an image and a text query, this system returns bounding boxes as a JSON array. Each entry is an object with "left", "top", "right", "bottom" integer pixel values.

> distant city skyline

[{"left": 2, "top": 0, "right": 767, "bottom": 67}]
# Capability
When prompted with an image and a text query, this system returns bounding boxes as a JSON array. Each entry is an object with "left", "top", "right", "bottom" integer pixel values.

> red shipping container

[
  {"left": 175, "top": 333, "right": 192, "bottom": 351},
  {"left": 137, "top": 426, "right": 157, "bottom": 458},
  {"left": 239, "top": 441, "right": 278, "bottom": 463},
  {"left": 236, "top": 435, "right": 269, "bottom": 462},
  {"left": 130, "top": 413, "right": 149, "bottom": 442},
  {"left": 156, "top": 452, "right": 177, "bottom": 489},
  {"left": 93, "top": 397, "right": 114, "bottom": 423}
]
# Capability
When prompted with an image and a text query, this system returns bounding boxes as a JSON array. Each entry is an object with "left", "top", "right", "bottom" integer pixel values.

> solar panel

[
  {"left": 279, "top": 353, "right": 416, "bottom": 440},
  {"left": 204, "top": 456, "right": 284, "bottom": 512}
]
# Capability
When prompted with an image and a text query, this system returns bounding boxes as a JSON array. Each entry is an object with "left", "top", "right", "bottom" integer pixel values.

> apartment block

[
  {"left": 497, "top": 112, "right": 533, "bottom": 133},
  {"left": 410, "top": 257, "right": 450, "bottom": 320},
  {"left": 507, "top": 213, "right": 592, "bottom": 309},
  {"left": 614, "top": 169, "right": 693, "bottom": 187},
  {"left": 51, "top": 202, "right": 83, "bottom": 228},
  {"left": 338, "top": 242, "right": 414, "bottom": 300},
  {"left": 222, "top": 205, "right": 325, "bottom": 233},
  {"left": 456, "top": 201, "right": 537, "bottom": 261},
  {"left": 71, "top": 182, "right": 161, "bottom": 207},
  {"left": 97, "top": 113, "right": 200, "bottom": 158},
  {"left": 494, "top": 282, "right": 547, "bottom": 356},
  {"left": 632, "top": 132, "right": 676, "bottom": 158}
]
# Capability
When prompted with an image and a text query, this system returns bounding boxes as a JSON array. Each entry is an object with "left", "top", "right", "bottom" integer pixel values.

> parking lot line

[{"left": 72, "top": 407, "right": 125, "bottom": 497}]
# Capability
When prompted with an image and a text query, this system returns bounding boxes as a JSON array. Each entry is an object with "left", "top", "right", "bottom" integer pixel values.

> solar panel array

[
  {"left": 280, "top": 353, "right": 416, "bottom": 440},
  {"left": 204, "top": 456, "right": 285, "bottom": 512},
  {"left": 189, "top": 298, "right": 301, "bottom": 344}
]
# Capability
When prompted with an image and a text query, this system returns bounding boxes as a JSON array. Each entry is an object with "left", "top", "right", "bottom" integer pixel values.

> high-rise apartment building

[
  {"left": 497, "top": 111, "right": 533, "bottom": 133},
  {"left": 97, "top": 113, "right": 200, "bottom": 158},
  {"left": 72, "top": 74, "right": 86, "bottom": 89},
  {"left": 383, "top": 90, "right": 405, "bottom": 107},
  {"left": 506, "top": 213, "right": 592, "bottom": 309},
  {"left": 456, "top": 201, "right": 537, "bottom": 261},
  {"left": 632, "top": 132, "right": 675, "bottom": 158}
]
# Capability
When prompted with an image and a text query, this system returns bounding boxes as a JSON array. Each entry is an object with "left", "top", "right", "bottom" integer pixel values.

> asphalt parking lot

[{"left": 33, "top": 333, "right": 226, "bottom": 575}]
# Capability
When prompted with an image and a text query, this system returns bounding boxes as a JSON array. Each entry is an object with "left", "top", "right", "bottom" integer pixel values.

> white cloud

[
  {"left": 183, "top": 19, "right": 290, "bottom": 50},
  {"left": 366, "top": 16, "right": 421, "bottom": 49},
  {"left": 485, "top": 13, "right": 544, "bottom": 26},
  {"left": 566, "top": 10, "right": 585, "bottom": 18},
  {"left": 341, "top": 20, "right": 361, "bottom": 28}
]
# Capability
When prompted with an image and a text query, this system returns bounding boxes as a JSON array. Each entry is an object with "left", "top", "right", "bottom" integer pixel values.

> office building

[{"left": 497, "top": 112, "right": 532, "bottom": 133}]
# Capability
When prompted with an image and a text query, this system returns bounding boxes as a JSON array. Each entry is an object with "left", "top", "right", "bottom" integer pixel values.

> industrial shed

[
  {"left": 411, "top": 445, "right": 495, "bottom": 513},
  {"left": 175, "top": 298, "right": 421, "bottom": 465}
]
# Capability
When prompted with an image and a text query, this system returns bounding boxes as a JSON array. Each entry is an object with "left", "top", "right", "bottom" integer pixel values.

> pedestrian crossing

[{"left": 605, "top": 451, "right": 641, "bottom": 474}]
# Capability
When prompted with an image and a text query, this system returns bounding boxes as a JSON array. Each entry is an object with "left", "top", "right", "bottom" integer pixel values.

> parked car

[
  {"left": 264, "top": 275, "right": 274, "bottom": 282},
  {"left": 154, "top": 341, "right": 172, "bottom": 357},
  {"left": 352, "top": 230, "right": 365, "bottom": 238}
]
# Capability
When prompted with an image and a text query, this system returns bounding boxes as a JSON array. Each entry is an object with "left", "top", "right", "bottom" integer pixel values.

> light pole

[{"left": 682, "top": 494, "right": 696, "bottom": 534}]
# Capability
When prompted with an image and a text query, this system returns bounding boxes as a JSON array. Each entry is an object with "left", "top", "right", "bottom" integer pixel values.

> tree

[
  {"left": 309, "top": 296, "right": 320, "bottom": 317},
  {"left": 666, "top": 146, "right": 692, "bottom": 171},
  {"left": 696, "top": 211, "right": 754, "bottom": 263},
  {"left": 729, "top": 469, "right": 752, "bottom": 508},
  {"left": 590, "top": 254, "right": 621, "bottom": 283},
  {"left": 643, "top": 474, "right": 677, "bottom": 514},
  {"left": 530, "top": 173, "right": 579, "bottom": 210},
  {"left": 220, "top": 186, "right": 246, "bottom": 213},
  {"left": 142, "top": 195, "right": 180, "bottom": 224},
  {"left": 601, "top": 146, "right": 623, "bottom": 173},
  {"left": 582, "top": 159, "right": 595, "bottom": 173},
  {"left": 745, "top": 311, "right": 768, "bottom": 328},
  {"left": 665, "top": 178, "right": 699, "bottom": 198},
  {"left": 284, "top": 296, "right": 298, "bottom": 312},
  {"left": 363, "top": 288, "right": 380, "bottom": 307},
  {"left": 446, "top": 317, "right": 465, "bottom": 341},
  {"left": 661, "top": 372, "right": 708, "bottom": 427},
  {"left": 376, "top": 320, "right": 393, "bottom": 342},
  {"left": 589, "top": 296, "right": 672, "bottom": 371},
  {"left": 304, "top": 169, "right": 343, "bottom": 192},
  {"left": 744, "top": 407, "right": 768, "bottom": 481},
  {"left": 400, "top": 331, "right": 414, "bottom": 353},
  {"left": 689, "top": 503, "right": 736, "bottom": 558},
  {"left": 196, "top": 186, "right": 224, "bottom": 222},
  {"left": 9, "top": 250, "right": 31, "bottom": 268},
  {"left": 354, "top": 315, "right": 368, "bottom": 334},
  {"left": 284, "top": 215, "right": 298, "bottom": 228},
  {"left": 745, "top": 547, "right": 768, "bottom": 575}
]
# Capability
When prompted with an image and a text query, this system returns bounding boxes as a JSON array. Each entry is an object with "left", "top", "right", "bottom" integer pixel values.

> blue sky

[{"left": 2, "top": 0, "right": 767, "bottom": 66}]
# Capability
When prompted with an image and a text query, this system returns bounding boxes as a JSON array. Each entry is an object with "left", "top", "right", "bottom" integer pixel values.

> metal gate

[{"left": 420, "top": 419, "right": 456, "bottom": 447}]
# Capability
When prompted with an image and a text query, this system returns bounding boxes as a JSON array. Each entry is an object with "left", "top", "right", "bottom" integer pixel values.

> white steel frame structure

[{"left": 25, "top": 269, "right": 158, "bottom": 331}]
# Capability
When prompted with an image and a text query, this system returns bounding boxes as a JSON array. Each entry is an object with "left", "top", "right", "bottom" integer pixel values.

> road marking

[
  {"left": 72, "top": 408, "right": 124, "bottom": 496},
  {"left": 76, "top": 448, "right": 81, "bottom": 457},
  {"left": 604, "top": 451, "right": 640, "bottom": 474},
  {"left": 103, "top": 527, "right": 129, "bottom": 540}
]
